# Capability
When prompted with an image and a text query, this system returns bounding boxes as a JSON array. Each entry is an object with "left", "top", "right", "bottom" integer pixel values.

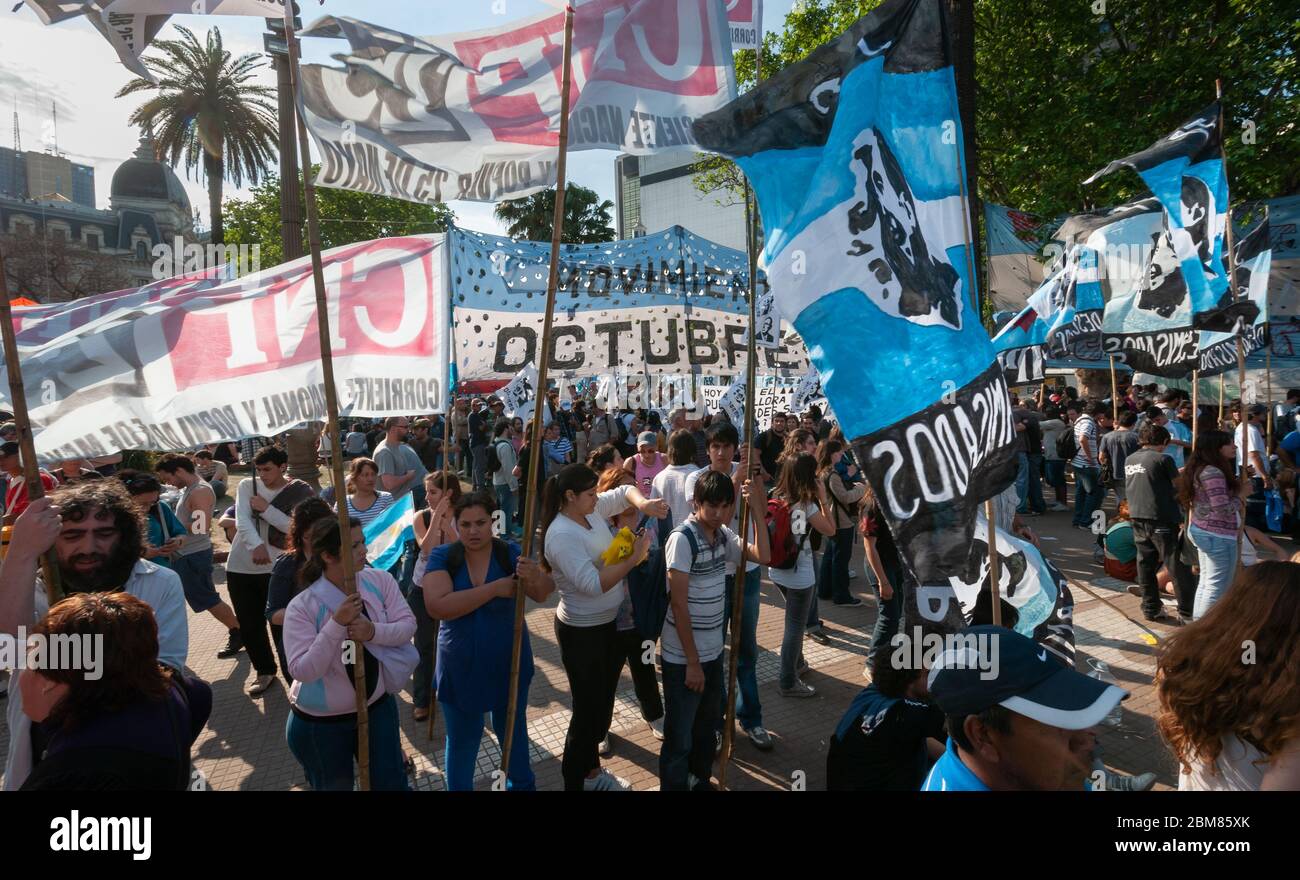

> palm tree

[
  {"left": 117, "top": 26, "right": 277, "bottom": 245},
  {"left": 494, "top": 184, "right": 615, "bottom": 243}
]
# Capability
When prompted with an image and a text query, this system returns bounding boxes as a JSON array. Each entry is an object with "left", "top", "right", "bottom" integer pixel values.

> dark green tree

[
  {"left": 493, "top": 184, "right": 615, "bottom": 242},
  {"left": 223, "top": 169, "right": 456, "bottom": 269}
]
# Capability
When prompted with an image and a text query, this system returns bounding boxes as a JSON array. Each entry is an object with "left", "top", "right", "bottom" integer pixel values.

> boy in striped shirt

[{"left": 660, "top": 470, "right": 769, "bottom": 790}]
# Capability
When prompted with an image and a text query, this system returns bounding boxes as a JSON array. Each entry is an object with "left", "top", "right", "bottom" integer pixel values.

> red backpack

[{"left": 765, "top": 498, "right": 808, "bottom": 570}]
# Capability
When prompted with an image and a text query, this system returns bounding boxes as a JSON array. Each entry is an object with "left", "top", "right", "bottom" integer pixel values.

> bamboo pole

[
  {"left": 0, "top": 243, "right": 61, "bottom": 605},
  {"left": 1265, "top": 348, "right": 1273, "bottom": 451},
  {"left": 1219, "top": 373, "right": 1225, "bottom": 427},
  {"left": 500, "top": 5, "right": 575, "bottom": 780},
  {"left": 986, "top": 499, "right": 1002, "bottom": 627},
  {"left": 281, "top": 8, "right": 369, "bottom": 789},
  {"left": 1109, "top": 355, "right": 1119, "bottom": 422},
  {"left": 1192, "top": 370, "right": 1199, "bottom": 450},
  {"left": 719, "top": 178, "right": 761, "bottom": 789}
]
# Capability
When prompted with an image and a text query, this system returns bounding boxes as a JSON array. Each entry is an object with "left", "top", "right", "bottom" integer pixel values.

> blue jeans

[
  {"left": 495, "top": 484, "right": 518, "bottom": 537},
  {"left": 440, "top": 698, "right": 536, "bottom": 791},
  {"left": 285, "top": 693, "right": 409, "bottom": 791},
  {"left": 817, "top": 526, "right": 856, "bottom": 603},
  {"left": 777, "top": 585, "right": 815, "bottom": 689},
  {"left": 1071, "top": 464, "right": 1103, "bottom": 527},
  {"left": 1016, "top": 453, "right": 1046, "bottom": 513},
  {"left": 867, "top": 558, "right": 904, "bottom": 671},
  {"left": 1189, "top": 523, "right": 1239, "bottom": 619},
  {"left": 718, "top": 568, "right": 762, "bottom": 731},
  {"left": 660, "top": 656, "right": 724, "bottom": 791},
  {"left": 1044, "top": 459, "right": 1066, "bottom": 500},
  {"left": 471, "top": 445, "right": 488, "bottom": 489}
]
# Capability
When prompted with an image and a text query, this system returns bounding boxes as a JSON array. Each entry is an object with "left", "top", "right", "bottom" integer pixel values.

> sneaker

[
  {"left": 1143, "top": 611, "right": 1185, "bottom": 627},
  {"left": 796, "top": 656, "right": 810, "bottom": 676},
  {"left": 833, "top": 598, "right": 865, "bottom": 608},
  {"left": 848, "top": 567, "right": 858, "bottom": 579},
  {"left": 217, "top": 629, "right": 244, "bottom": 659},
  {"left": 779, "top": 679, "right": 817, "bottom": 698},
  {"left": 1048, "top": 502, "right": 1069, "bottom": 512},
  {"left": 1126, "top": 584, "right": 1143, "bottom": 599},
  {"left": 806, "top": 628, "right": 831, "bottom": 646},
  {"left": 247, "top": 673, "right": 276, "bottom": 696},
  {"left": 648, "top": 717, "right": 664, "bottom": 740},
  {"left": 743, "top": 725, "right": 774, "bottom": 751},
  {"left": 1104, "top": 770, "right": 1158, "bottom": 792},
  {"left": 583, "top": 769, "right": 632, "bottom": 791},
  {"left": 598, "top": 734, "right": 612, "bottom": 756}
]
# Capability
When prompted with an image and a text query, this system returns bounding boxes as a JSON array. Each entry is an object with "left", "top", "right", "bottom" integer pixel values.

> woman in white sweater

[{"left": 540, "top": 463, "right": 667, "bottom": 791}]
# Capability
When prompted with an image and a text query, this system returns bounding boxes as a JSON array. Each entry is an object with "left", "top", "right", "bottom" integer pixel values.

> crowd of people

[{"left": 0, "top": 377, "right": 1298, "bottom": 792}]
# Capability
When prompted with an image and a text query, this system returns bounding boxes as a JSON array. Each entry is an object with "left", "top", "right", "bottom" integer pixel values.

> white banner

[
  {"left": 21, "top": 1, "right": 169, "bottom": 83},
  {"left": 297, "top": 0, "right": 738, "bottom": 204},
  {"left": 3, "top": 236, "right": 451, "bottom": 464},
  {"left": 499, "top": 361, "right": 550, "bottom": 425},
  {"left": 104, "top": 0, "right": 294, "bottom": 15},
  {"left": 725, "top": 0, "right": 762, "bottom": 50},
  {"left": 694, "top": 374, "right": 799, "bottom": 425}
]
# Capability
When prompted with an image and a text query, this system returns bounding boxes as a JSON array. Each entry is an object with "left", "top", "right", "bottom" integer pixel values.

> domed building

[{"left": 1, "top": 130, "right": 198, "bottom": 294}]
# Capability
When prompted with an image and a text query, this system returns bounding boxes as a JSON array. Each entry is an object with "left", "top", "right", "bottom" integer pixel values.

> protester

[
  {"left": 410, "top": 470, "right": 461, "bottom": 721},
  {"left": 17, "top": 592, "right": 212, "bottom": 790},
  {"left": 769, "top": 452, "right": 837, "bottom": 698},
  {"left": 451, "top": 399, "right": 470, "bottom": 476},
  {"left": 860, "top": 486, "right": 904, "bottom": 673},
  {"left": 340, "top": 457, "right": 395, "bottom": 528},
  {"left": 1159, "top": 393, "right": 1193, "bottom": 467},
  {"left": 1069, "top": 402, "right": 1107, "bottom": 529},
  {"left": 406, "top": 418, "right": 441, "bottom": 473},
  {"left": 542, "top": 420, "right": 573, "bottom": 474},
  {"left": 284, "top": 422, "right": 323, "bottom": 492},
  {"left": 230, "top": 446, "right": 312, "bottom": 696},
  {"left": 661, "top": 468, "right": 770, "bottom": 790},
  {"left": 191, "top": 450, "right": 228, "bottom": 501},
  {"left": 373, "top": 417, "right": 427, "bottom": 591},
  {"left": 423, "top": 492, "right": 555, "bottom": 790},
  {"left": 1012, "top": 400, "right": 1046, "bottom": 515},
  {"left": 826, "top": 649, "right": 945, "bottom": 791},
  {"left": 651, "top": 429, "right": 699, "bottom": 529},
  {"left": 755, "top": 413, "right": 788, "bottom": 482},
  {"left": 343, "top": 422, "right": 370, "bottom": 461},
  {"left": 817, "top": 439, "right": 867, "bottom": 608},
  {"left": 50, "top": 459, "right": 101, "bottom": 485},
  {"left": 1157, "top": 561, "right": 1300, "bottom": 790},
  {"left": 489, "top": 420, "right": 519, "bottom": 539},
  {"left": 1099, "top": 410, "right": 1140, "bottom": 504},
  {"left": 1124, "top": 424, "right": 1192, "bottom": 624},
  {"left": 539, "top": 463, "right": 665, "bottom": 791},
  {"left": 265, "top": 498, "right": 336, "bottom": 686},
  {"left": 685, "top": 422, "right": 771, "bottom": 749},
  {"left": 1, "top": 483, "right": 189, "bottom": 790},
  {"left": 923, "top": 626, "right": 1126, "bottom": 791},
  {"left": 624, "top": 431, "right": 667, "bottom": 497},
  {"left": 1178, "top": 431, "right": 1244, "bottom": 618},
  {"left": 515, "top": 421, "right": 549, "bottom": 532},
  {"left": 468, "top": 399, "right": 492, "bottom": 489},
  {"left": 284, "top": 516, "right": 417, "bottom": 791},
  {"left": 1102, "top": 502, "right": 1138, "bottom": 582},
  {"left": 120, "top": 471, "right": 185, "bottom": 569}
]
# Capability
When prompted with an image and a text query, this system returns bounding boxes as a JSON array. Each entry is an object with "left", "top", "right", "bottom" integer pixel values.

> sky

[{"left": 1, "top": 0, "right": 799, "bottom": 238}]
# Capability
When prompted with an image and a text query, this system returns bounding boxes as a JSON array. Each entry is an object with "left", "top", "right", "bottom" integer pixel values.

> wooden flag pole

[
  {"left": 1109, "top": 355, "right": 1119, "bottom": 422},
  {"left": 1192, "top": 370, "right": 1199, "bottom": 449},
  {"left": 719, "top": 177, "right": 761, "bottom": 789},
  {"left": 1266, "top": 348, "right": 1273, "bottom": 450},
  {"left": 500, "top": 4, "right": 575, "bottom": 780},
  {"left": 985, "top": 498, "right": 1002, "bottom": 626},
  {"left": 281, "top": 8, "right": 370, "bottom": 789},
  {"left": 427, "top": 382, "right": 455, "bottom": 740},
  {"left": 0, "top": 243, "right": 62, "bottom": 605},
  {"left": 1219, "top": 373, "right": 1225, "bottom": 427}
]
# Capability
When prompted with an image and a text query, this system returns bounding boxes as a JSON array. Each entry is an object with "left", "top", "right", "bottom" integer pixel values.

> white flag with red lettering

[
  {"left": 725, "top": 0, "right": 762, "bottom": 50},
  {"left": 297, "top": 0, "right": 738, "bottom": 204}
]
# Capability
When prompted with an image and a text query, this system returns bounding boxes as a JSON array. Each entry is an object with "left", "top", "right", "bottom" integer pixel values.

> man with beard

[{"left": 0, "top": 482, "right": 188, "bottom": 790}]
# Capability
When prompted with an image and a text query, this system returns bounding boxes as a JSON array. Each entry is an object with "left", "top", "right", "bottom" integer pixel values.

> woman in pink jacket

[{"left": 283, "top": 516, "right": 418, "bottom": 790}]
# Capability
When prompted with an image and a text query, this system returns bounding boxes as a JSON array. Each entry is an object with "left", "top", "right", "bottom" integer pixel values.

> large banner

[
  {"left": 449, "top": 226, "right": 810, "bottom": 380},
  {"left": 1198, "top": 217, "right": 1273, "bottom": 376},
  {"left": 3, "top": 237, "right": 451, "bottom": 464},
  {"left": 297, "top": 0, "right": 737, "bottom": 204},
  {"left": 694, "top": 0, "right": 1019, "bottom": 585},
  {"left": 21, "top": 1, "right": 170, "bottom": 83},
  {"left": 725, "top": 0, "right": 762, "bottom": 50}
]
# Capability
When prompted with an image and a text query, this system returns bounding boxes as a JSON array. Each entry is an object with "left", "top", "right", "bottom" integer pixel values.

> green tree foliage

[
  {"left": 697, "top": 0, "right": 1299, "bottom": 221},
  {"left": 493, "top": 184, "right": 615, "bottom": 242},
  {"left": 223, "top": 170, "right": 456, "bottom": 269}
]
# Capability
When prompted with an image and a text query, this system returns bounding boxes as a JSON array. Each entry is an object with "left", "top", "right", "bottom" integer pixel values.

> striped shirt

[
  {"left": 661, "top": 518, "right": 743, "bottom": 665},
  {"left": 345, "top": 491, "right": 394, "bottom": 528},
  {"left": 1071, "top": 415, "right": 1098, "bottom": 467}
]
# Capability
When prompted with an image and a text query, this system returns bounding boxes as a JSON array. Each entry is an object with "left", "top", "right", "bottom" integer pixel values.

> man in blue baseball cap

[{"left": 922, "top": 626, "right": 1127, "bottom": 791}]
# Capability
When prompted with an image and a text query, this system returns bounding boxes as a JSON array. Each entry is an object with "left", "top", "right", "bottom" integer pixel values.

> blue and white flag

[
  {"left": 992, "top": 244, "right": 1104, "bottom": 385},
  {"left": 694, "top": 0, "right": 1018, "bottom": 583},
  {"left": 1085, "top": 103, "right": 1255, "bottom": 334},
  {"left": 1198, "top": 217, "right": 1273, "bottom": 377},
  {"left": 364, "top": 493, "right": 415, "bottom": 572}
]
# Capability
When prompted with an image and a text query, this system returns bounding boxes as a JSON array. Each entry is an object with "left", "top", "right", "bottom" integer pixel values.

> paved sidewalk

[{"left": 5, "top": 475, "right": 1258, "bottom": 791}]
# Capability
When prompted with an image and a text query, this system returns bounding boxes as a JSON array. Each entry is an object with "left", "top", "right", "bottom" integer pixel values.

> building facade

[{"left": 615, "top": 150, "right": 748, "bottom": 251}]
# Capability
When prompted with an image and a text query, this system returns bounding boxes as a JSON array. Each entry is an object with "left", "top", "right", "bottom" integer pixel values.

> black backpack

[
  {"left": 1056, "top": 424, "right": 1078, "bottom": 460},
  {"left": 627, "top": 515, "right": 673, "bottom": 642},
  {"left": 484, "top": 441, "right": 504, "bottom": 475}
]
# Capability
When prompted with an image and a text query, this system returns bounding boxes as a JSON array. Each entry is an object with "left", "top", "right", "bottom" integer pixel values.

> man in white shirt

[
  {"left": 0, "top": 485, "right": 189, "bottom": 790},
  {"left": 651, "top": 429, "right": 701, "bottom": 529},
  {"left": 683, "top": 422, "right": 772, "bottom": 752},
  {"left": 1236, "top": 404, "right": 1270, "bottom": 487}
]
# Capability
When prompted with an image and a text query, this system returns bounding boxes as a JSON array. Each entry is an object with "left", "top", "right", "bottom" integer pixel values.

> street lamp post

[{"left": 266, "top": 16, "right": 305, "bottom": 262}]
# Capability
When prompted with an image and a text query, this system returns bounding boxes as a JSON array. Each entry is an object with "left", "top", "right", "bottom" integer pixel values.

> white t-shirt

[
  {"left": 651, "top": 463, "right": 697, "bottom": 529},
  {"left": 684, "top": 463, "right": 759, "bottom": 575},
  {"left": 1235, "top": 423, "right": 1265, "bottom": 473},
  {"left": 544, "top": 485, "right": 635, "bottom": 626},
  {"left": 768, "top": 501, "right": 817, "bottom": 589},
  {"left": 661, "top": 519, "right": 742, "bottom": 665},
  {"left": 1179, "top": 735, "right": 1268, "bottom": 791}
]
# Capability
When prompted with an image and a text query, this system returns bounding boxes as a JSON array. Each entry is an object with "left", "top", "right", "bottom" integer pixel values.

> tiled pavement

[{"left": 6, "top": 473, "right": 1265, "bottom": 791}]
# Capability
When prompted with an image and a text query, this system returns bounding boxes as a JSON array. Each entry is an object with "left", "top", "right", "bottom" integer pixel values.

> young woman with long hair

[
  {"left": 1157, "top": 561, "right": 1300, "bottom": 790},
  {"left": 408, "top": 469, "right": 463, "bottom": 722},
  {"left": 539, "top": 463, "right": 667, "bottom": 790},
  {"left": 859, "top": 483, "right": 905, "bottom": 672},
  {"left": 265, "top": 497, "right": 336, "bottom": 685},
  {"left": 283, "top": 517, "right": 417, "bottom": 791},
  {"left": 769, "top": 452, "right": 836, "bottom": 698},
  {"left": 1177, "top": 431, "right": 1246, "bottom": 618},
  {"left": 342, "top": 457, "right": 394, "bottom": 528},
  {"left": 423, "top": 492, "right": 554, "bottom": 790},
  {"left": 816, "top": 439, "right": 867, "bottom": 608}
]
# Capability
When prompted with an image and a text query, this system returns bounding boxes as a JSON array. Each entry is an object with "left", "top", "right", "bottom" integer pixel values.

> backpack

[
  {"left": 628, "top": 515, "right": 674, "bottom": 642},
  {"left": 765, "top": 498, "right": 809, "bottom": 570},
  {"left": 824, "top": 473, "right": 861, "bottom": 521},
  {"left": 1056, "top": 424, "right": 1078, "bottom": 461},
  {"left": 484, "top": 441, "right": 504, "bottom": 475}
]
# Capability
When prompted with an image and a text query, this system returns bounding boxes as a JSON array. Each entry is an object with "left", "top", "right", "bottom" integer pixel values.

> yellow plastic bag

[{"left": 600, "top": 527, "right": 636, "bottom": 566}]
